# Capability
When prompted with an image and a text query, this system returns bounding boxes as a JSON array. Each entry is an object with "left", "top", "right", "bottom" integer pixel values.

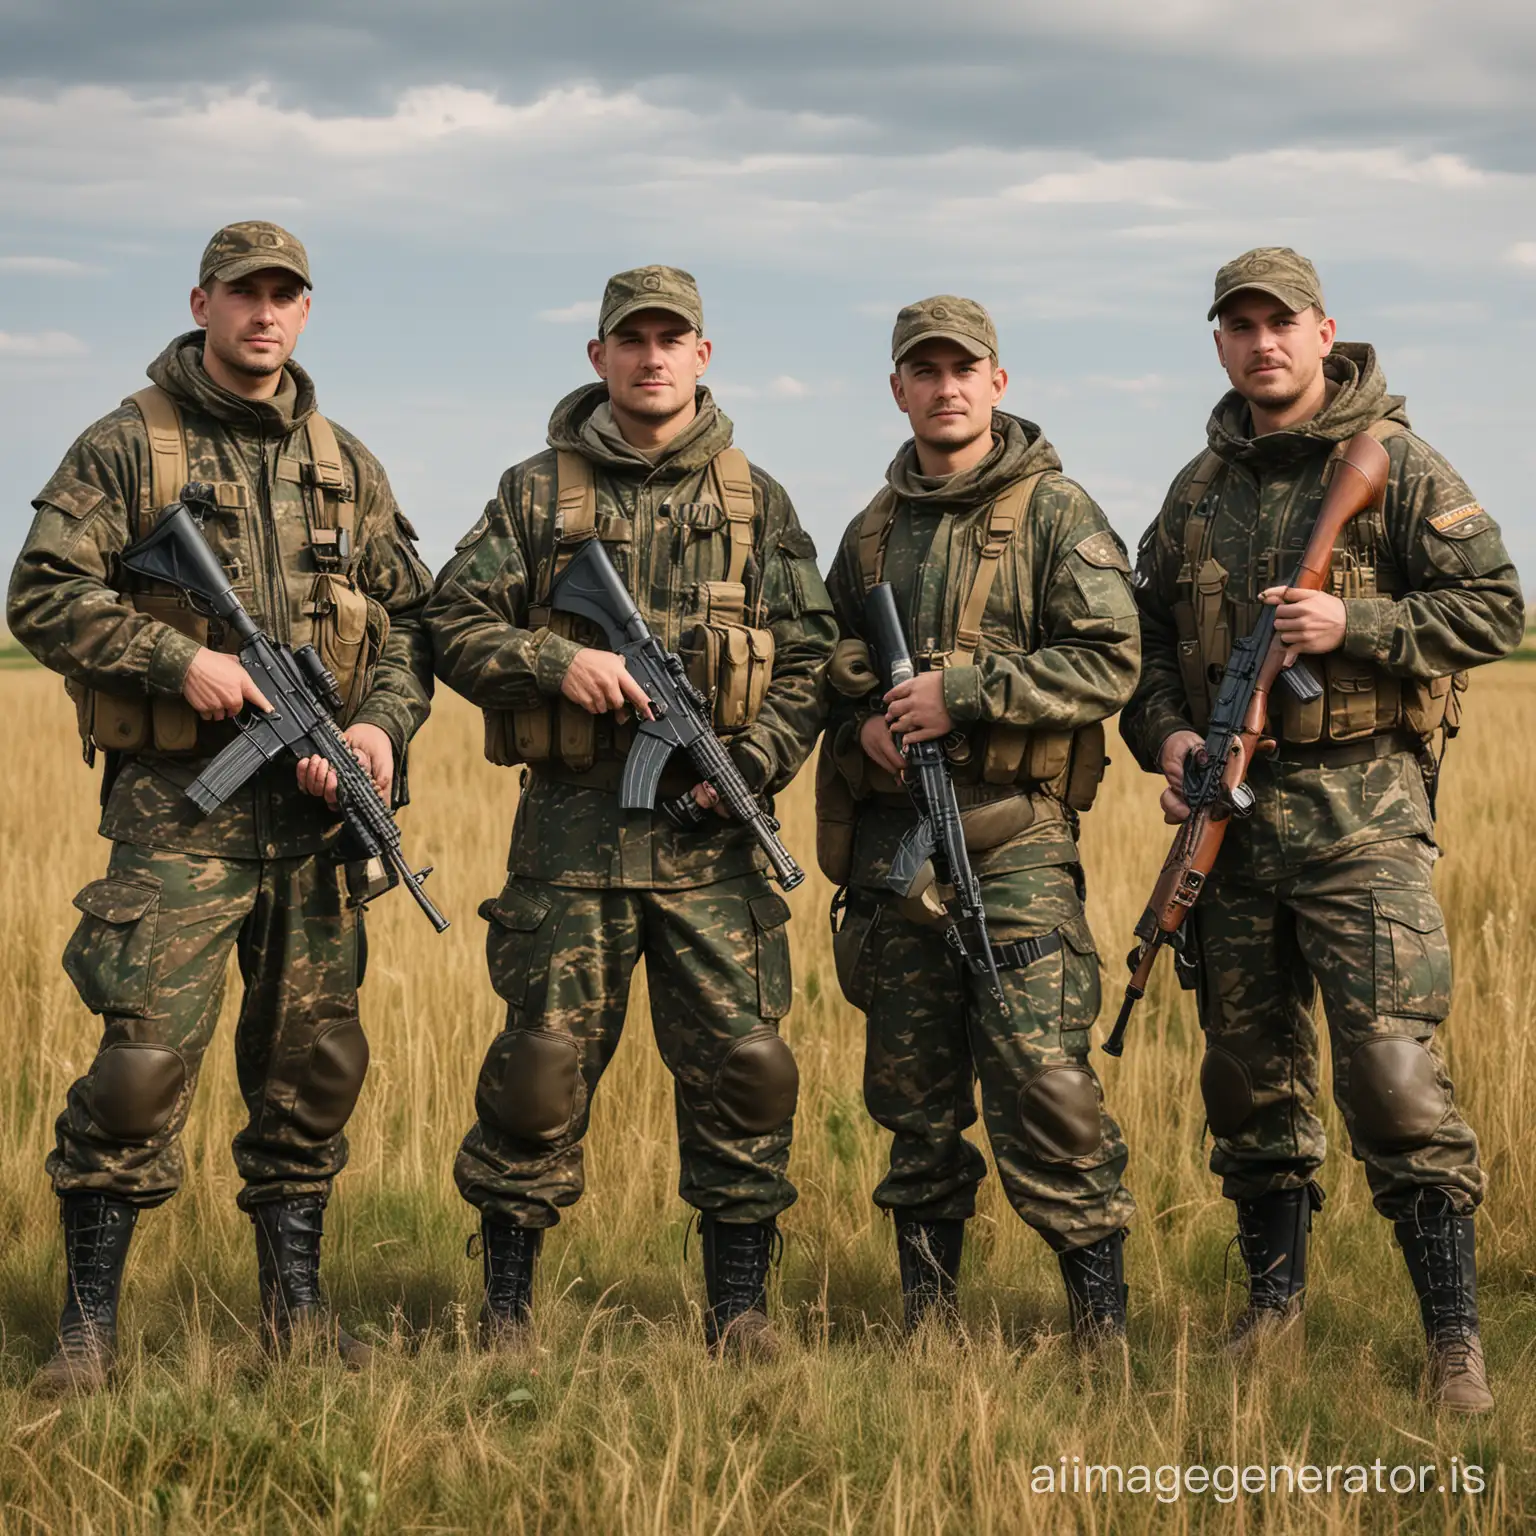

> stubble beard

[{"left": 208, "top": 332, "right": 286, "bottom": 380}]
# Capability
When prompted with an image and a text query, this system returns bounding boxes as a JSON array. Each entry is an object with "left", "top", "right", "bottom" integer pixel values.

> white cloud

[
  {"left": 0, "top": 330, "right": 87, "bottom": 357},
  {"left": 0, "top": 255, "right": 100, "bottom": 275},
  {"left": 1509, "top": 242, "right": 1536, "bottom": 268},
  {"left": 538, "top": 300, "right": 599, "bottom": 323}
]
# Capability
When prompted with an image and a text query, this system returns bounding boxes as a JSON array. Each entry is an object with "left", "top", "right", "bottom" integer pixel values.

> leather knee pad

[
  {"left": 1347, "top": 1035, "right": 1448, "bottom": 1151},
  {"left": 87, "top": 1041, "right": 185, "bottom": 1142},
  {"left": 1200, "top": 1044, "right": 1255, "bottom": 1138},
  {"left": 712, "top": 1029, "right": 799, "bottom": 1135},
  {"left": 1018, "top": 1065, "right": 1102, "bottom": 1163},
  {"left": 475, "top": 1029, "right": 580, "bottom": 1144},
  {"left": 291, "top": 1018, "right": 370, "bottom": 1139}
]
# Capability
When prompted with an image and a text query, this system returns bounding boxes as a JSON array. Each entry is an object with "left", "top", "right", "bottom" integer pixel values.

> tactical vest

[
  {"left": 482, "top": 446, "right": 776, "bottom": 771},
  {"left": 836, "top": 471, "right": 1108, "bottom": 809},
  {"left": 70, "top": 384, "right": 385, "bottom": 761},
  {"left": 1170, "top": 419, "right": 1466, "bottom": 745}
]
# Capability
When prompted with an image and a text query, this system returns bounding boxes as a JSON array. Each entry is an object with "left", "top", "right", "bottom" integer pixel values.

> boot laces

[
  {"left": 64, "top": 1199, "right": 132, "bottom": 1333},
  {"left": 1417, "top": 1217, "right": 1478, "bottom": 1369}
]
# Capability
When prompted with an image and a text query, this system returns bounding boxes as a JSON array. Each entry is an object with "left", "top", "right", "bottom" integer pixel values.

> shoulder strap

[
  {"left": 856, "top": 487, "right": 899, "bottom": 593},
  {"left": 710, "top": 447, "right": 755, "bottom": 586},
  {"left": 301, "top": 413, "right": 356, "bottom": 551},
  {"left": 950, "top": 470, "right": 1047, "bottom": 664},
  {"left": 544, "top": 450, "right": 599, "bottom": 600},
  {"left": 128, "top": 385, "right": 187, "bottom": 539},
  {"left": 1180, "top": 450, "right": 1225, "bottom": 581}
]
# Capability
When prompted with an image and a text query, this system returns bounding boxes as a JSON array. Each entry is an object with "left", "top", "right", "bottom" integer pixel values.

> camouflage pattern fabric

[
  {"left": 1191, "top": 836, "right": 1480, "bottom": 1220},
  {"left": 8, "top": 331, "right": 435, "bottom": 860},
  {"left": 455, "top": 872, "right": 797, "bottom": 1226},
  {"left": 836, "top": 865, "right": 1134, "bottom": 1251},
  {"left": 427, "top": 382, "right": 835, "bottom": 889},
  {"left": 822, "top": 412, "right": 1139, "bottom": 1247},
  {"left": 50, "top": 841, "right": 367, "bottom": 1211}
]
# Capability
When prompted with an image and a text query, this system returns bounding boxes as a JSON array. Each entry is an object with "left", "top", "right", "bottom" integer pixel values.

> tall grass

[{"left": 0, "top": 664, "right": 1531, "bottom": 1533}]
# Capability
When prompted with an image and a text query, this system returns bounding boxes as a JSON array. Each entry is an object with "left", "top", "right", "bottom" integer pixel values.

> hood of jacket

[
  {"left": 546, "top": 383, "right": 735, "bottom": 478},
  {"left": 146, "top": 330, "right": 316, "bottom": 439},
  {"left": 1206, "top": 341, "right": 1410, "bottom": 468},
  {"left": 885, "top": 410, "right": 1062, "bottom": 512}
]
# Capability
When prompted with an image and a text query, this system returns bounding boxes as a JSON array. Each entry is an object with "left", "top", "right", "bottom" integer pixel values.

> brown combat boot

[
  {"left": 253, "top": 1198, "right": 373, "bottom": 1369},
  {"left": 1228, "top": 1184, "right": 1322, "bottom": 1354},
  {"left": 701, "top": 1216, "right": 780, "bottom": 1362},
  {"left": 32, "top": 1194, "right": 138, "bottom": 1396},
  {"left": 1394, "top": 1195, "right": 1494, "bottom": 1415},
  {"left": 473, "top": 1215, "right": 542, "bottom": 1353}
]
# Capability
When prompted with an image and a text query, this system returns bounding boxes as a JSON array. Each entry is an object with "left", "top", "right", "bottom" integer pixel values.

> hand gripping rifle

[
  {"left": 865, "top": 581, "right": 1006, "bottom": 1009},
  {"left": 1102, "top": 432, "right": 1390, "bottom": 1056},
  {"left": 119, "top": 485, "right": 449, "bottom": 932},
  {"left": 547, "top": 537, "right": 804, "bottom": 890}
]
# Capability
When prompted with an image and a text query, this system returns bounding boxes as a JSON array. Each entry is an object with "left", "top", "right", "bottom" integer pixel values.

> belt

[
  {"left": 992, "top": 932, "right": 1063, "bottom": 970},
  {"left": 1270, "top": 729, "right": 1420, "bottom": 769}
]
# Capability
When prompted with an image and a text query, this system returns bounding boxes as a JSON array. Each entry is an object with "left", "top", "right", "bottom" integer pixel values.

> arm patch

[
  {"left": 34, "top": 476, "right": 107, "bottom": 521},
  {"left": 1426, "top": 502, "right": 1488, "bottom": 539},
  {"left": 1072, "top": 529, "right": 1131, "bottom": 572}
]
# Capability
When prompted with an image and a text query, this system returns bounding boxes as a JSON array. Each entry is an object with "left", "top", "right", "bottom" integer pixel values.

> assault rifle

[
  {"left": 1102, "top": 432, "right": 1391, "bottom": 1056},
  {"left": 865, "top": 581, "right": 1006, "bottom": 1009},
  {"left": 547, "top": 537, "right": 804, "bottom": 890},
  {"left": 120, "top": 486, "right": 449, "bottom": 932}
]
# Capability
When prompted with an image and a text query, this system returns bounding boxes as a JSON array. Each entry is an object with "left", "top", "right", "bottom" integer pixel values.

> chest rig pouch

[
  {"left": 483, "top": 447, "right": 772, "bottom": 773},
  {"left": 71, "top": 386, "right": 375, "bottom": 762},
  {"left": 1169, "top": 419, "right": 1465, "bottom": 749},
  {"left": 816, "top": 472, "right": 1108, "bottom": 882}
]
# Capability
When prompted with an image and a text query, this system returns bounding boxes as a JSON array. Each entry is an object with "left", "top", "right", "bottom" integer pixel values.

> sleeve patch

[
  {"left": 34, "top": 476, "right": 107, "bottom": 521},
  {"left": 1427, "top": 502, "right": 1487, "bottom": 537},
  {"left": 1072, "top": 529, "right": 1131, "bottom": 572},
  {"left": 776, "top": 527, "right": 818, "bottom": 559}
]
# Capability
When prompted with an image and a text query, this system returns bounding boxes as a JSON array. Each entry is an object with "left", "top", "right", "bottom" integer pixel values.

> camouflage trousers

[
  {"left": 49, "top": 841, "right": 367, "bottom": 1211},
  {"left": 455, "top": 871, "right": 799, "bottom": 1228},
  {"left": 832, "top": 863, "right": 1135, "bottom": 1253},
  {"left": 1193, "top": 834, "right": 1481, "bottom": 1219}
]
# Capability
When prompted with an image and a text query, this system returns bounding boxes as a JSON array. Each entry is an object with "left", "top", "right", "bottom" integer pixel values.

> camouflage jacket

[
  {"left": 7, "top": 332, "right": 434, "bottom": 859},
  {"left": 825, "top": 412, "right": 1141, "bottom": 888},
  {"left": 1120, "top": 343, "right": 1524, "bottom": 877},
  {"left": 426, "top": 383, "right": 836, "bottom": 889}
]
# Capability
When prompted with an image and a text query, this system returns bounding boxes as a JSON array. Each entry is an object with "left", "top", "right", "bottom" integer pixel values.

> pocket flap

[
  {"left": 73, "top": 879, "right": 159, "bottom": 925},
  {"left": 1058, "top": 913, "right": 1097, "bottom": 955},
  {"left": 480, "top": 885, "right": 553, "bottom": 932},
  {"left": 749, "top": 893, "right": 792, "bottom": 931},
  {"left": 1372, "top": 888, "right": 1444, "bottom": 935},
  {"left": 315, "top": 573, "right": 369, "bottom": 644}
]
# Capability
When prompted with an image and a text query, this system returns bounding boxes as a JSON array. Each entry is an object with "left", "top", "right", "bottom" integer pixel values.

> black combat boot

[
  {"left": 32, "top": 1194, "right": 138, "bottom": 1396},
  {"left": 1394, "top": 1193, "right": 1493, "bottom": 1414},
  {"left": 475, "top": 1214, "right": 543, "bottom": 1351},
  {"left": 896, "top": 1218, "right": 964, "bottom": 1333},
  {"left": 701, "top": 1216, "right": 779, "bottom": 1361},
  {"left": 1058, "top": 1229, "right": 1127, "bottom": 1352},
  {"left": 1229, "top": 1182, "right": 1323, "bottom": 1351},
  {"left": 253, "top": 1197, "right": 372, "bottom": 1368}
]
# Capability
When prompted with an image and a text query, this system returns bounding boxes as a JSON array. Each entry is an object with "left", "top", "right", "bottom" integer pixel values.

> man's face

[
  {"left": 1213, "top": 291, "right": 1336, "bottom": 412},
  {"left": 588, "top": 311, "right": 711, "bottom": 421},
  {"left": 191, "top": 269, "right": 310, "bottom": 379},
  {"left": 890, "top": 341, "right": 1006, "bottom": 450}
]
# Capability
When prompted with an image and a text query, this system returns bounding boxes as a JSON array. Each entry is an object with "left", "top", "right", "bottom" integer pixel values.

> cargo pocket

[
  {"left": 1372, "top": 888, "right": 1452, "bottom": 1021},
  {"left": 307, "top": 573, "right": 373, "bottom": 721},
  {"left": 62, "top": 879, "right": 161, "bottom": 1018},
  {"left": 480, "top": 884, "right": 557, "bottom": 1012},
  {"left": 1058, "top": 915, "right": 1102, "bottom": 1042},
  {"left": 292, "top": 1018, "right": 370, "bottom": 1139},
  {"left": 749, "top": 892, "right": 793, "bottom": 1020},
  {"left": 831, "top": 893, "right": 885, "bottom": 1013}
]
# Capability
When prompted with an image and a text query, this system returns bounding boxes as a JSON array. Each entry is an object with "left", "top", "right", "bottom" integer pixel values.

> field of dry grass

[{"left": 0, "top": 661, "right": 1532, "bottom": 1533}]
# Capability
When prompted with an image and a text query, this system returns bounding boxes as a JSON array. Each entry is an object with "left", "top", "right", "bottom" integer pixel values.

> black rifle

[
  {"left": 864, "top": 582, "right": 1005, "bottom": 1009},
  {"left": 119, "top": 486, "right": 449, "bottom": 932},
  {"left": 547, "top": 537, "right": 804, "bottom": 890}
]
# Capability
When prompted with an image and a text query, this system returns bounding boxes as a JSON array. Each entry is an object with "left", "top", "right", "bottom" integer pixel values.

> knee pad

[
  {"left": 475, "top": 1029, "right": 580, "bottom": 1144},
  {"left": 1200, "top": 1044, "right": 1255, "bottom": 1138},
  {"left": 1018, "top": 1065, "right": 1102, "bottom": 1163},
  {"left": 1347, "top": 1035, "right": 1447, "bottom": 1151},
  {"left": 291, "top": 1018, "right": 370, "bottom": 1139},
  {"left": 87, "top": 1041, "right": 185, "bottom": 1142},
  {"left": 712, "top": 1029, "right": 799, "bottom": 1135}
]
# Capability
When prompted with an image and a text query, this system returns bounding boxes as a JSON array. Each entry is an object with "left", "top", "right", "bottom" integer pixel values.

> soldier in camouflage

[
  {"left": 819, "top": 297, "right": 1138, "bottom": 1347},
  {"left": 1120, "top": 248, "right": 1523, "bottom": 1412},
  {"left": 426, "top": 266, "right": 834, "bottom": 1358},
  {"left": 7, "top": 222, "right": 434, "bottom": 1392}
]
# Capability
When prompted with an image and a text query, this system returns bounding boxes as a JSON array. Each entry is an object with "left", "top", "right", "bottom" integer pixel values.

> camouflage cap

[
  {"left": 198, "top": 221, "right": 312, "bottom": 289},
  {"left": 891, "top": 295, "right": 997, "bottom": 364},
  {"left": 1208, "top": 246, "right": 1323, "bottom": 321},
  {"left": 598, "top": 265, "right": 703, "bottom": 337}
]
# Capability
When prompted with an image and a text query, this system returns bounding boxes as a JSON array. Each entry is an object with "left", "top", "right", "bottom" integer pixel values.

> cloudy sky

[{"left": 2, "top": 1, "right": 1533, "bottom": 581}]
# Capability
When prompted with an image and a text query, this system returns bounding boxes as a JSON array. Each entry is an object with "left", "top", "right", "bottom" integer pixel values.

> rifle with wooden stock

[{"left": 1103, "top": 431, "right": 1391, "bottom": 1057}]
